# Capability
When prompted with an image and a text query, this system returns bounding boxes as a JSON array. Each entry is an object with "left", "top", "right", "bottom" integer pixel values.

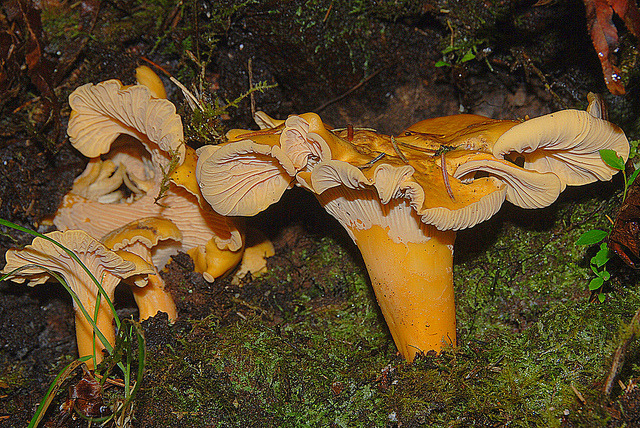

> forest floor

[{"left": 2, "top": 0, "right": 640, "bottom": 427}]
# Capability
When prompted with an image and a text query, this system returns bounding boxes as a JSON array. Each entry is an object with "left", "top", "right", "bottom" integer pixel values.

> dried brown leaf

[{"left": 609, "top": 178, "right": 640, "bottom": 268}]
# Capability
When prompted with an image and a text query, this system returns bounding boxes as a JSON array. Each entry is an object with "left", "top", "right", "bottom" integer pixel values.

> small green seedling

[
  {"left": 576, "top": 146, "right": 640, "bottom": 302},
  {"left": 434, "top": 20, "right": 491, "bottom": 71}
]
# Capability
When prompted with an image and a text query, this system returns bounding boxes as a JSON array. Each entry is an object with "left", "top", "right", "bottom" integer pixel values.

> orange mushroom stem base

[
  {"left": 350, "top": 225, "right": 457, "bottom": 361},
  {"left": 316, "top": 186, "right": 458, "bottom": 362},
  {"left": 74, "top": 293, "right": 117, "bottom": 368},
  {"left": 132, "top": 273, "right": 178, "bottom": 322}
]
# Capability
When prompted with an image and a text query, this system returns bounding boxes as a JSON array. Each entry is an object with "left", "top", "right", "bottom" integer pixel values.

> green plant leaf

[
  {"left": 442, "top": 45, "right": 459, "bottom": 54},
  {"left": 598, "top": 292, "right": 606, "bottom": 303},
  {"left": 593, "top": 244, "right": 611, "bottom": 267},
  {"left": 589, "top": 277, "right": 604, "bottom": 290},
  {"left": 576, "top": 229, "right": 608, "bottom": 245},
  {"left": 599, "top": 149, "right": 625, "bottom": 171},
  {"left": 460, "top": 50, "right": 476, "bottom": 63},
  {"left": 435, "top": 60, "right": 451, "bottom": 67}
]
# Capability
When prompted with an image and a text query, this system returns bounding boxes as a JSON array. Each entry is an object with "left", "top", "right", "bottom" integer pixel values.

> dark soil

[{"left": 2, "top": 0, "right": 640, "bottom": 427}]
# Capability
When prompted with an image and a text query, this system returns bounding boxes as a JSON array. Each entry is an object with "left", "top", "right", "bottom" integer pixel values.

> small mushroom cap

[
  {"left": 135, "top": 65, "right": 167, "bottom": 99},
  {"left": 101, "top": 217, "right": 182, "bottom": 252},
  {"left": 2, "top": 230, "right": 154, "bottom": 290},
  {"left": 100, "top": 217, "right": 180, "bottom": 320},
  {"left": 113, "top": 249, "right": 158, "bottom": 288},
  {"left": 68, "top": 80, "right": 185, "bottom": 164},
  {"left": 492, "top": 109, "right": 630, "bottom": 189},
  {"left": 231, "top": 227, "right": 275, "bottom": 284},
  {"left": 187, "top": 237, "right": 244, "bottom": 281}
]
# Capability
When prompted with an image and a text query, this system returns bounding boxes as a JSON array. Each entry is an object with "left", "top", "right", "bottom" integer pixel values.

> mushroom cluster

[
  {"left": 53, "top": 73, "right": 245, "bottom": 287},
  {"left": 195, "top": 100, "right": 629, "bottom": 361},
  {"left": 2, "top": 68, "right": 277, "bottom": 367}
]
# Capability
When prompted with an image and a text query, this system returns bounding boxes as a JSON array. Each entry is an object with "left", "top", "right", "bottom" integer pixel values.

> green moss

[
  {"left": 0, "top": 363, "right": 26, "bottom": 391},
  {"left": 139, "top": 234, "right": 393, "bottom": 426}
]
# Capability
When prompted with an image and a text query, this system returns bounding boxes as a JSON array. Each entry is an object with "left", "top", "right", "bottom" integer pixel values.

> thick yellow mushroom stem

[
  {"left": 74, "top": 289, "right": 118, "bottom": 368},
  {"left": 350, "top": 225, "right": 456, "bottom": 361},
  {"left": 314, "top": 184, "right": 460, "bottom": 362}
]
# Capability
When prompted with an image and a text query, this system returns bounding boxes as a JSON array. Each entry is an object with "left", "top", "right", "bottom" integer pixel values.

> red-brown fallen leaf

[
  {"left": 611, "top": 0, "right": 640, "bottom": 36},
  {"left": 609, "top": 177, "right": 640, "bottom": 268},
  {"left": 583, "top": 0, "right": 640, "bottom": 95},
  {"left": 56, "top": 370, "right": 111, "bottom": 424}
]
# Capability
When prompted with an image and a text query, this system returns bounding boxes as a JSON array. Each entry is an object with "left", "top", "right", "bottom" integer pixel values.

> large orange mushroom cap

[
  {"left": 491, "top": 109, "right": 629, "bottom": 189},
  {"left": 196, "top": 105, "right": 630, "bottom": 361},
  {"left": 196, "top": 126, "right": 297, "bottom": 217},
  {"left": 68, "top": 79, "right": 185, "bottom": 164}
]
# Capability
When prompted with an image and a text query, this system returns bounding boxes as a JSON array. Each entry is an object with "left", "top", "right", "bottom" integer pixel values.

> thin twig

[
  {"left": 140, "top": 56, "right": 203, "bottom": 111},
  {"left": 170, "top": 77, "right": 203, "bottom": 111},
  {"left": 441, "top": 152, "right": 455, "bottom": 201},
  {"left": 332, "top": 126, "right": 377, "bottom": 133},
  {"left": 571, "top": 383, "right": 587, "bottom": 404},
  {"left": 140, "top": 57, "right": 171, "bottom": 78},
  {"left": 314, "top": 68, "right": 384, "bottom": 112},
  {"left": 323, "top": 2, "right": 333, "bottom": 22},
  {"left": 390, "top": 136, "right": 408, "bottom": 163},
  {"left": 357, "top": 152, "right": 386, "bottom": 170},
  {"left": 248, "top": 58, "right": 256, "bottom": 118}
]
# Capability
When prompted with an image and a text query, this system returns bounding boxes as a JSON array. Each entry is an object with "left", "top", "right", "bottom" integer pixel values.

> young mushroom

[
  {"left": 196, "top": 104, "right": 629, "bottom": 362},
  {"left": 231, "top": 227, "right": 276, "bottom": 285},
  {"left": 53, "top": 75, "right": 244, "bottom": 283},
  {"left": 101, "top": 217, "right": 181, "bottom": 322},
  {"left": 2, "top": 230, "right": 153, "bottom": 368}
]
